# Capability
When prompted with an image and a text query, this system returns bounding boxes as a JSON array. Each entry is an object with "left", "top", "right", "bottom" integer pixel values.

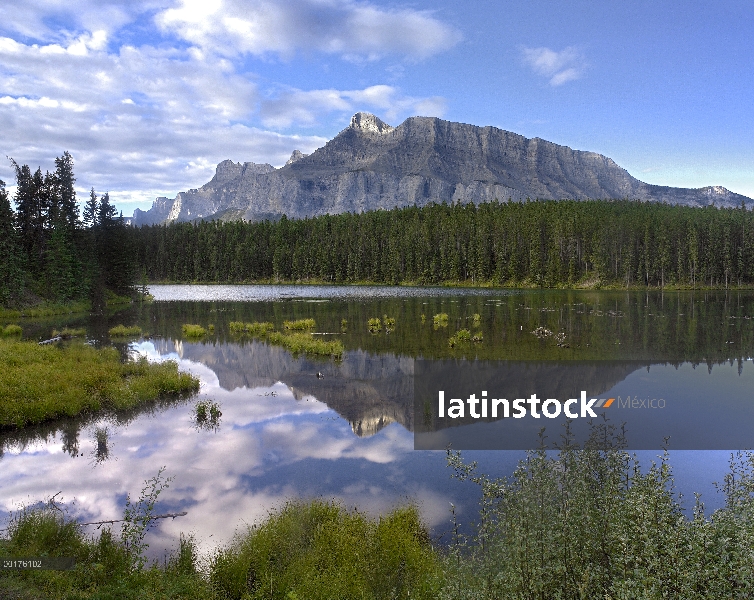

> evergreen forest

[
  {"left": 4, "top": 153, "right": 754, "bottom": 307},
  {"left": 0, "top": 153, "right": 136, "bottom": 309},
  {"left": 131, "top": 199, "right": 754, "bottom": 288}
]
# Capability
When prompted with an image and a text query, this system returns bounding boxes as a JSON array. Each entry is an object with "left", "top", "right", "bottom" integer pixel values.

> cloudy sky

[{"left": 1, "top": 0, "right": 752, "bottom": 218}]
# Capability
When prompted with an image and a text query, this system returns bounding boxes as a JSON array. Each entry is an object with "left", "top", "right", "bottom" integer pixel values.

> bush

[
  {"left": 210, "top": 500, "right": 442, "bottom": 600},
  {"left": 1, "top": 324, "right": 22, "bottom": 337},
  {"left": 368, "top": 317, "right": 381, "bottom": 333},
  {"left": 440, "top": 424, "right": 754, "bottom": 599}
]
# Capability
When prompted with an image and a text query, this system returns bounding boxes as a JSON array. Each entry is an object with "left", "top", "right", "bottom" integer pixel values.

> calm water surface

[{"left": 2, "top": 285, "right": 753, "bottom": 558}]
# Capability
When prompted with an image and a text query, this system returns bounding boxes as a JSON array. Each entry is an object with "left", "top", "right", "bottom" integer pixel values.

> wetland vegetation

[{"left": 0, "top": 338, "right": 199, "bottom": 430}]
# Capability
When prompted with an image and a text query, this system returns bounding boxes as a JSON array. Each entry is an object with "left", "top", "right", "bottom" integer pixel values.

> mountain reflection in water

[{"left": 3, "top": 287, "right": 754, "bottom": 559}]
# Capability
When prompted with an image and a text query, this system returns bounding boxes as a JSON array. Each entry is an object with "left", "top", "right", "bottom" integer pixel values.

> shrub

[
  {"left": 1, "top": 324, "right": 22, "bottom": 337},
  {"left": 210, "top": 500, "right": 442, "bottom": 600},
  {"left": 383, "top": 315, "right": 396, "bottom": 333},
  {"left": 448, "top": 329, "right": 471, "bottom": 347},
  {"left": 368, "top": 317, "right": 381, "bottom": 333}
]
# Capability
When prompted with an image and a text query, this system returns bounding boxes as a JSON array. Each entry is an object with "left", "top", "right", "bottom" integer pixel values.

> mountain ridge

[{"left": 130, "top": 113, "right": 752, "bottom": 225}]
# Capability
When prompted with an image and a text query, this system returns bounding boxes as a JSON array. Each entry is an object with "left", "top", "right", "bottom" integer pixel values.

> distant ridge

[{"left": 131, "top": 113, "right": 753, "bottom": 225}]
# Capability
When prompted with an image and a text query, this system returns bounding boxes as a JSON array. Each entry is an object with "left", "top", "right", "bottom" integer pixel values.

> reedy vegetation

[{"left": 0, "top": 339, "right": 199, "bottom": 429}]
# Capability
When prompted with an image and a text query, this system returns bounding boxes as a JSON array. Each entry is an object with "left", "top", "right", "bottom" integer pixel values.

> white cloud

[
  {"left": 260, "top": 84, "right": 446, "bottom": 128},
  {"left": 522, "top": 46, "right": 586, "bottom": 86},
  {"left": 156, "top": 0, "right": 462, "bottom": 61}
]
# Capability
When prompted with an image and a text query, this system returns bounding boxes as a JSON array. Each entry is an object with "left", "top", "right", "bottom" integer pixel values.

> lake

[{"left": 2, "top": 285, "right": 753, "bottom": 559}]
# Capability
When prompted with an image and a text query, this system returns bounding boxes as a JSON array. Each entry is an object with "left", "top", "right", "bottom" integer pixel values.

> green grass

[
  {"left": 0, "top": 339, "right": 200, "bottom": 429},
  {"left": 283, "top": 318, "right": 316, "bottom": 330},
  {"left": 181, "top": 324, "right": 207, "bottom": 338},
  {"left": 367, "top": 317, "right": 381, "bottom": 333},
  {"left": 1, "top": 324, "right": 22, "bottom": 337},
  {"left": 109, "top": 324, "right": 143, "bottom": 337},
  {"left": 228, "top": 321, "right": 275, "bottom": 335},
  {"left": 433, "top": 313, "right": 449, "bottom": 328},
  {"left": 51, "top": 327, "right": 86, "bottom": 339},
  {"left": 229, "top": 321, "right": 343, "bottom": 358},
  {"left": 267, "top": 331, "right": 344, "bottom": 359}
]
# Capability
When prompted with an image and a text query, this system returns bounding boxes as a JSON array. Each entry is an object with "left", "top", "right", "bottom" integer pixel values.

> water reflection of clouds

[{"left": 0, "top": 341, "right": 453, "bottom": 560}]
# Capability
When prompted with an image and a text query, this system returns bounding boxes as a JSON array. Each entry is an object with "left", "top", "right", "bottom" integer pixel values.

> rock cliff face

[{"left": 131, "top": 113, "right": 752, "bottom": 225}]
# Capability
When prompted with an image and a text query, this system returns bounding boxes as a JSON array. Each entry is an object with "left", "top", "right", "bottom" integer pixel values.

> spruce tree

[
  {"left": 0, "top": 180, "right": 23, "bottom": 305},
  {"left": 54, "top": 151, "right": 78, "bottom": 229}
]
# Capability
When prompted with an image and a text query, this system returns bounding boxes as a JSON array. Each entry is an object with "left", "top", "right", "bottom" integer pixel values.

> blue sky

[{"left": 1, "top": 0, "right": 751, "bottom": 218}]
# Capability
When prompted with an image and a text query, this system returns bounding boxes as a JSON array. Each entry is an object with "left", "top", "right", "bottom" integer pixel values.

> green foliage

[
  {"left": 0, "top": 339, "right": 199, "bottom": 429},
  {"left": 448, "top": 329, "right": 472, "bottom": 347},
  {"left": 1, "top": 324, "right": 22, "bottom": 337},
  {"left": 51, "top": 327, "right": 86, "bottom": 338},
  {"left": 266, "top": 331, "right": 344, "bottom": 359},
  {"left": 368, "top": 317, "right": 382, "bottom": 333},
  {"left": 109, "top": 324, "right": 143, "bottom": 337},
  {"left": 181, "top": 324, "right": 207, "bottom": 338},
  {"left": 121, "top": 467, "right": 173, "bottom": 570},
  {"left": 283, "top": 318, "right": 316, "bottom": 330},
  {"left": 383, "top": 315, "right": 396, "bottom": 332},
  {"left": 1, "top": 482, "right": 210, "bottom": 599},
  {"left": 210, "top": 500, "right": 442, "bottom": 600},
  {"left": 441, "top": 425, "right": 754, "bottom": 599},
  {"left": 131, "top": 199, "right": 754, "bottom": 289},
  {"left": 229, "top": 321, "right": 275, "bottom": 335},
  {"left": 433, "top": 313, "right": 449, "bottom": 328}
]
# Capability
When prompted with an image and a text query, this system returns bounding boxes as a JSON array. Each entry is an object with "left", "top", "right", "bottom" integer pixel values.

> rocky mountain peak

[
  {"left": 349, "top": 112, "right": 394, "bottom": 134},
  {"left": 285, "top": 150, "right": 308, "bottom": 165}
]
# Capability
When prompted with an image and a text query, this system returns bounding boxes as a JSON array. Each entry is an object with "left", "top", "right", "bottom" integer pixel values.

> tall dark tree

[
  {"left": 83, "top": 187, "right": 99, "bottom": 228},
  {"left": 0, "top": 180, "right": 23, "bottom": 305},
  {"left": 54, "top": 151, "right": 78, "bottom": 229}
]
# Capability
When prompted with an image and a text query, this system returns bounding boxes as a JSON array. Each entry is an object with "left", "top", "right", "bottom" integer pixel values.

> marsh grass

[
  {"left": 228, "top": 321, "right": 274, "bottom": 335},
  {"left": 109, "top": 324, "right": 143, "bottom": 337},
  {"left": 181, "top": 324, "right": 207, "bottom": 338},
  {"left": 193, "top": 399, "right": 222, "bottom": 431},
  {"left": 0, "top": 339, "right": 199, "bottom": 429},
  {"left": 1, "top": 324, "right": 22, "bottom": 337},
  {"left": 210, "top": 500, "right": 442, "bottom": 600},
  {"left": 51, "top": 327, "right": 86, "bottom": 339},
  {"left": 229, "top": 321, "right": 343, "bottom": 358},
  {"left": 267, "top": 331, "right": 343, "bottom": 359},
  {"left": 283, "top": 318, "right": 316, "bottom": 330}
]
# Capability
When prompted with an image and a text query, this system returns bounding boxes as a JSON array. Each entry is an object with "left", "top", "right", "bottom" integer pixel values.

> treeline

[
  {"left": 131, "top": 199, "right": 754, "bottom": 288},
  {"left": 0, "top": 153, "right": 136, "bottom": 309}
]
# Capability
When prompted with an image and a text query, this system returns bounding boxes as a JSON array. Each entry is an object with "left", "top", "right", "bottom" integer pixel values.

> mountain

[{"left": 130, "top": 113, "right": 753, "bottom": 225}]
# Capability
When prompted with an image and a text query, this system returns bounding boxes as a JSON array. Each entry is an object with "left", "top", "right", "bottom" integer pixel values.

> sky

[{"left": 1, "top": 0, "right": 752, "bottom": 219}]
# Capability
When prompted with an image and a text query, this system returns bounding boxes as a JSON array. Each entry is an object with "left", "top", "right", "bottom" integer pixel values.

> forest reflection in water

[{"left": 2, "top": 287, "right": 753, "bottom": 558}]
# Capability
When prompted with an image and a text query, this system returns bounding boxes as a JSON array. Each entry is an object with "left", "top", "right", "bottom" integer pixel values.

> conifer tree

[{"left": 0, "top": 180, "right": 23, "bottom": 305}]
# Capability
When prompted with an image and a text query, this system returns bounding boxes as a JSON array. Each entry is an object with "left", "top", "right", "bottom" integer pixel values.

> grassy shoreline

[
  {"left": 144, "top": 277, "right": 754, "bottom": 291},
  {"left": 0, "top": 339, "right": 199, "bottom": 430}
]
